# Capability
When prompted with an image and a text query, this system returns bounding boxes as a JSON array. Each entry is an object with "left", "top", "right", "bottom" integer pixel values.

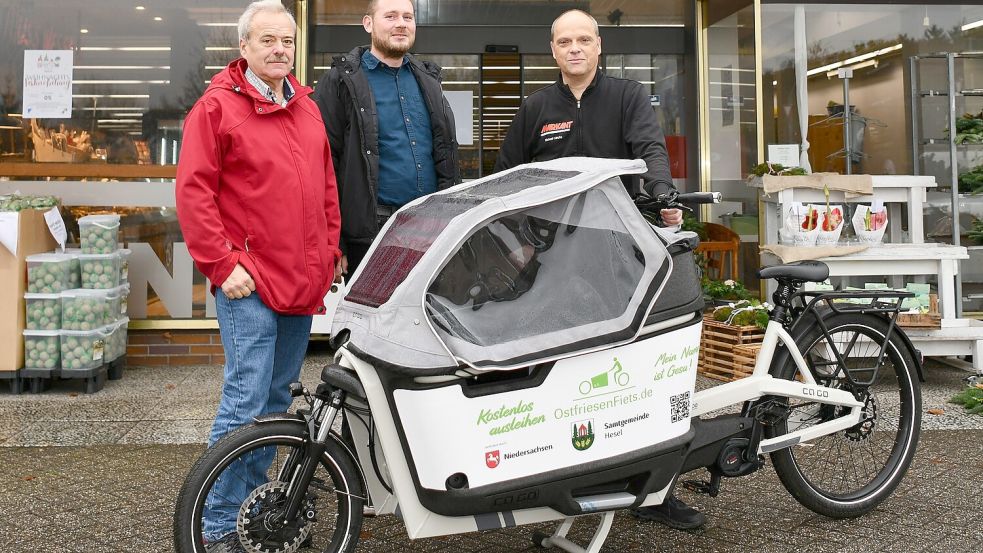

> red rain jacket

[{"left": 177, "top": 58, "right": 341, "bottom": 315}]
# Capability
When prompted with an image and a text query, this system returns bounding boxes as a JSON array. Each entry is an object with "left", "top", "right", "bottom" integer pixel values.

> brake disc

[
  {"left": 236, "top": 481, "right": 312, "bottom": 553},
  {"left": 845, "top": 393, "right": 877, "bottom": 442}
]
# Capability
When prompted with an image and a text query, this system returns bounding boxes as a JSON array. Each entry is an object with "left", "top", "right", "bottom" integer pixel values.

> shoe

[
  {"left": 629, "top": 494, "right": 706, "bottom": 530},
  {"left": 205, "top": 532, "right": 248, "bottom": 553}
]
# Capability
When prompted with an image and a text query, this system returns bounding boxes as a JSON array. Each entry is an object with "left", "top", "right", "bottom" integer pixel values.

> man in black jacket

[
  {"left": 494, "top": 9, "right": 682, "bottom": 227},
  {"left": 313, "top": 0, "right": 460, "bottom": 274},
  {"left": 498, "top": 9, "right": 699, "bottom": 529}
]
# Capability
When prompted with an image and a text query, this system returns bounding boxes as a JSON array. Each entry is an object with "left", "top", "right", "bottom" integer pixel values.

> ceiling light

[
  {"left": 807, "top": 43, "right": 901, "bottom": 76},
  {"left": 80, "top": 28, "right": 89, "bottom": 34},
  {"left": 135, "top": 6, "right": 145, "bottom": 10},
  {"left": 963, "top": 18, "right": 983, "bottom": 31},
  {"left": 826, "top": 59, "right": 878, "bottom": 79},
  {"left": 154, "top": 16, "right": 163, "bottom": 22}
]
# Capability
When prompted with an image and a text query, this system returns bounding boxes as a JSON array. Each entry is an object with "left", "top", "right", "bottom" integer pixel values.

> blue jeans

[{"left": 203, "top": 291, "right": 313, "bottom": 541}]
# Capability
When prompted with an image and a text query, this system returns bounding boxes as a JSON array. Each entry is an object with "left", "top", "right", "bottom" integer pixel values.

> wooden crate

[
  {"left": 698, "top": 315, "right": 765, "bottom": 382},
  {"left": 897, "top": 294, "right": 940, "bottom": 329}
]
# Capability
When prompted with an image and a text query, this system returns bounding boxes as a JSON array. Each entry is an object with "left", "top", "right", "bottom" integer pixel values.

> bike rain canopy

[{"left": 332, "top": 157, "right": 674, "bottom": 372}]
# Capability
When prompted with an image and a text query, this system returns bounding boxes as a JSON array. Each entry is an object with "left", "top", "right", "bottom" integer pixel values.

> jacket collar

[
  {"left": 334, "top": 45, "right": 442, "bottom": 81},
  {"left": 555, "top": 69, "right": 603, "bottom": 101},
  {"left": 361, "top": 49, "right": 410, "bottom": 71},
  {"left": 210, "top": 58, "right": 312, "bottom": 109}
]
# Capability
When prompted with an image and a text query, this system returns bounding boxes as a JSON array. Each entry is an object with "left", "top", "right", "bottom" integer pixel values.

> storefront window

[
  {"left": 763, "top": 3, "right": 983, "bottom": 177},
  {"left": 0, "top": 0, "right": 268, "bottom": 165},
  {"left": 702, "top": 0, "right": 761, "bottom": 287},
  {"left": 315, "top": 0, "right": 688, "bottom": 26},
  {"left": 762, "top": 3, "right": 983, "bottom": 313},
  {"left": 0, "top": 1, "right": 295, "bottom": 322}
]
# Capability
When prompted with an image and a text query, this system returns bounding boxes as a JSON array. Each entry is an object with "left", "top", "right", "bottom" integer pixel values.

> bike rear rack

[{"left": 789, "top": 289, "right": 915, "bottom": 388}]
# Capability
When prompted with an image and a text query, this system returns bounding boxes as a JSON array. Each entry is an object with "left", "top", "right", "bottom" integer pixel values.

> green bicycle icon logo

[{"left": 579, "top": 357, "right": 630, "bottom": 395}]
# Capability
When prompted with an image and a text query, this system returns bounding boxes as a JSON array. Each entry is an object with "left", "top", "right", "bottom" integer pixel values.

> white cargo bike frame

[{"left": 332, "top": 314, "right": 863, "bottom": 553}]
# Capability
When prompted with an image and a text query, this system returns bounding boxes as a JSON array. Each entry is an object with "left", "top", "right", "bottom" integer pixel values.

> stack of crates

[{"left": 21, "top": 214, "right": 130, "bottom": 394}]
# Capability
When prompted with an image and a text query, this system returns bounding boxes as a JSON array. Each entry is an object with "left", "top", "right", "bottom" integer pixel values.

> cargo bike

[{"left": 174, "top": 158, "right": 922, "bottom": 553}]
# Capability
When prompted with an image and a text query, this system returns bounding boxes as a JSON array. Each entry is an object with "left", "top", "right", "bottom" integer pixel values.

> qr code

[{"left": 670, "top": 392, "right": 691, "bottom": 423}]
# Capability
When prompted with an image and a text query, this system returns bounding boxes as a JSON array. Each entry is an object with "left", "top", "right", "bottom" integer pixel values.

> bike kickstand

[{"left": 531, "top": 512, "right": 615, "bottom": 553}]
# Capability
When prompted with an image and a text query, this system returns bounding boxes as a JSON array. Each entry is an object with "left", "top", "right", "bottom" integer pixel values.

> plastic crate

[
  {"left": 60, "top": 325, "right": 111, "bottom": 371},
  {"left": 26, "top": 252, "right": 73, "bottom": 293},
  {"left": 105, "top": 316, "right": 129, "bottom": 362},
  {"left": 79, "top": 251, "right": 122, "bottom": 290},
  {"left": 78, "top": 213, "right": 120, "bottom": 254},
  {"left": 23, "top": 330, "right": 60, "bottom": 370},
  {"left": 63, "top": 248, "right": 82, "bottom": 289},
  {"left": 118, "top": 248, "right": 131, "bottom": 283},
  {"left": 61, "top": 288, "right": 117, "bottom": 331},
  {"left": 24, "top": 292, "right": 61, "bottom": 331},
  {"left": 111, "top": 283, "right": 130, "bottom": 320}
]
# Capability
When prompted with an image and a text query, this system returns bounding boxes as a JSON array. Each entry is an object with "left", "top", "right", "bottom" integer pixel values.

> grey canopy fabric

[{"left": 332, "top": 157, "right": 675, "bottom": 373}]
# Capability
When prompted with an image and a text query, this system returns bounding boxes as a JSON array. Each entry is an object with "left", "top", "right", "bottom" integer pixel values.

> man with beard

[{"left": 313, "top": 0, "right": 460, "bottom": 275}]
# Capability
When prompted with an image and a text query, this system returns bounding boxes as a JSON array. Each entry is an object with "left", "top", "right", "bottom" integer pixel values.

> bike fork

[{"left": 281, "top": 389, "right": 346, "bottom": 522}]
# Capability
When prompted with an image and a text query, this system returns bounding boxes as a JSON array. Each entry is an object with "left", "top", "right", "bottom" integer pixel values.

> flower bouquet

[
  {"left": 780, "top": 202, "right": 820, "bottom": 246},
  {"left": 853, "top": 200, "right": 888, "bottom": 243}
]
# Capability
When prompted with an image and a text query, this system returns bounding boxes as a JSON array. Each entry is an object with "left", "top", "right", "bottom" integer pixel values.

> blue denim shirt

[{"left": 362, "top": 50, "right": 437, "bottom": 207}]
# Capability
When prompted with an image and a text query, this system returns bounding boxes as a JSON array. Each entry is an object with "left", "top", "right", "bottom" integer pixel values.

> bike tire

[
  {"left": 767, "top": 312, "right": 921, "bottom": 518},
  {"left": 174, "top": 420, "right": 364, "bottom": 553}
]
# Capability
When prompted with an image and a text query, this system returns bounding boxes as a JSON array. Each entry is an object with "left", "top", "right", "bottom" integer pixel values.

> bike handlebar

[
  {"left": 674, "top": 192, "right": 721, "bottom": 205},
  {"left": 634, "top": 190, "right": 722, "bottom": 215}
]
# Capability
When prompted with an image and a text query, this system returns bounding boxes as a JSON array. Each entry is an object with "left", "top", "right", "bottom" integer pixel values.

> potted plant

[
  {"left": 711, "top": 299, "right": 771, "bottom": 330},
  {"left": 703, "top": 278, "right": 754, "bottom": 306}
]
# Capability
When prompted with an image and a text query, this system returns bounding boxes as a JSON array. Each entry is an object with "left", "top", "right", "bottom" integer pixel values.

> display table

[
  {"left": 753, "top": 175, "right": 935, "bottom": 246},
  {"left": 755, "top": 175, "right": 982, "bottom": 373}
]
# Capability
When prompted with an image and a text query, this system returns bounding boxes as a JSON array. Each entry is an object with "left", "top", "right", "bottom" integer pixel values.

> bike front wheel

[
  {"left": 768, "top": 312, "right": 921, "bottom": 518},
  {"left": 174, "top": 420, "right": 364, "bottom": 553}
]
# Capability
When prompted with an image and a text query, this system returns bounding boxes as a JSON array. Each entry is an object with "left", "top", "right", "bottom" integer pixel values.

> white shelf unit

[{"left": 754, "top": 176, "right": 982, "bottom": 373}]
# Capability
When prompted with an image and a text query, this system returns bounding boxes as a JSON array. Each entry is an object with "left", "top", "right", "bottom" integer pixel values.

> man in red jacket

[{"left": 175, "top": 1, "right": 342, "bottom": 549}]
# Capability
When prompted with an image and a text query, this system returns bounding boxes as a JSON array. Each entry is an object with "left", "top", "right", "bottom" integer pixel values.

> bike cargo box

[{"left": 333, "top": 158, "right": 705, "bottom": 515}]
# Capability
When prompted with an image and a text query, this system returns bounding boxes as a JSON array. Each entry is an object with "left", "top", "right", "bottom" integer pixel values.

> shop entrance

[{"left": 313, "top": 24, "right": 695, "bottom": 184}]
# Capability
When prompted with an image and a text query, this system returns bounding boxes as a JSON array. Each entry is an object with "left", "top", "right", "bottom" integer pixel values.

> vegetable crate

[
  {"left": 698, "top": 315, "right": 765, "bottom": 382},
  {"left": 897, "top": 294, "right": 941, "bottom": 329}
]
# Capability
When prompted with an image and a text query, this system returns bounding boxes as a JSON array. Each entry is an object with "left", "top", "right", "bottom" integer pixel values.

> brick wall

[{"left": 126, "top": 330, "right": 225, "bottom": 367}]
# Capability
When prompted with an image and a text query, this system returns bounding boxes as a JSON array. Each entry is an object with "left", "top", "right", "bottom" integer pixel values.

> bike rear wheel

[
  {"left": 768, "top": 312, "right": 921, "bottom": 518},
  {"left": 174, "top": 420, "right": 364, "bottom": 553}
]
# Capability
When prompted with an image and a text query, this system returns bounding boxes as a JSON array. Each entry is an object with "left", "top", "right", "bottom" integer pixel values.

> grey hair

[
  {"left": 550, "top": 9, "right": 599, "bottom": 41},
  {"left": 238, "top": 0, "right": 296, "bottom": 41}
]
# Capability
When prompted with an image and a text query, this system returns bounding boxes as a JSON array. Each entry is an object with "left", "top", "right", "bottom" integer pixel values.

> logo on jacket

[
  {"left": 539, "top": 120, "right": 573, "bottom": 142},
  {"left": 485, "top": 449, "right": 501, "bottom": 469}
]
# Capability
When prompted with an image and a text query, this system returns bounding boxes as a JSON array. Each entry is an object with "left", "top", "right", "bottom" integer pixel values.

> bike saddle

[{"left": 757, "top": 260, "right": 829, "bottom": 282}]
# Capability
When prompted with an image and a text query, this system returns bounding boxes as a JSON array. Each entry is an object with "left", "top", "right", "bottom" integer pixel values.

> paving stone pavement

[{"left": 1, "top": 348, "right": 982, "bottom": 552}]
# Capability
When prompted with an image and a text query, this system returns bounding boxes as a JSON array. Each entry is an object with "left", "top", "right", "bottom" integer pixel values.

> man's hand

[
  {"left": 661, "top": 208, "right": 683, "bottom": 227},
  {"left": 221, "top": 263, "right": 255, "bottom": 299},
  {"left": 334, "top": 255, "right": 347, "bottom": 284}
]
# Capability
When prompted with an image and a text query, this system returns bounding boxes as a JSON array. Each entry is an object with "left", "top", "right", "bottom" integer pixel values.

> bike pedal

[{"left": 681, "top": 479, "right": 713, "bottom": 495}]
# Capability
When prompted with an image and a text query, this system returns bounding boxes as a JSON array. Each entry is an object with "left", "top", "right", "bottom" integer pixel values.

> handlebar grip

[{"left": 675, "top": 192, "right": 721, "bottom": 205}]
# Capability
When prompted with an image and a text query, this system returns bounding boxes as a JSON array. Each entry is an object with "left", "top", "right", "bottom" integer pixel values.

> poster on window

[{"left": 23, "top": 50, "right": 73, "bottom": 119}]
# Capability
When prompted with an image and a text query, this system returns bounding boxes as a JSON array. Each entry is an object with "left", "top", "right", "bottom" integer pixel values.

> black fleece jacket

[{"left": 494, "top": 71, "right": 674, "bottom": 197}]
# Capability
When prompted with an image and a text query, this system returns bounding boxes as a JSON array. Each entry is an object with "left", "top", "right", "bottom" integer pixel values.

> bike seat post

[{"left": 770, "top": 278, "right": 801, "bottom": 325}]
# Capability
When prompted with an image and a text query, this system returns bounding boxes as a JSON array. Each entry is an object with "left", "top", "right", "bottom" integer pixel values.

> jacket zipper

[{"left": 576, "top": 98, "right": 583, "bottom": 154}]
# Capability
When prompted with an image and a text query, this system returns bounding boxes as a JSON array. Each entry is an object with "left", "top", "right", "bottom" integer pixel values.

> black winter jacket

[
  {"left": 494, "top": 71, "right": 674, "bottom": 197},
  {"left": 313, "top": 46, "right": 461, "bottom": 252}
]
